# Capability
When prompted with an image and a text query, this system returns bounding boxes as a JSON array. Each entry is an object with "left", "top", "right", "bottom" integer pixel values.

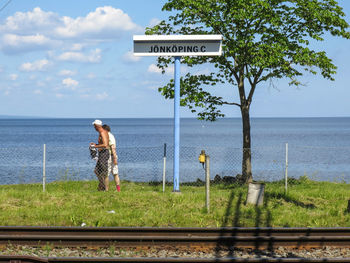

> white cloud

[
  {"left": 148, "top": 64, "right": 175, "bottom": 75},
  {"left": 194, "top": 68, "right": 211, "bottom": 76},
  {"left": 148, "top": 63, "right": 189, "bottom": 75},
  {"left": 19, "top": 59, "right": 51, "bottom": 72},
  {"left": 58, "top": 69, "right": 76, "bottom": 76},
  {"left": 1, "top": 33, "right": 60, "bottom": 54},
  {"left": 9, "top": 74, "right": 18, "bottom": 80},
  {"left": 96, "top": 92, "right": 109, "bottom": 100},
  {"left": 123, "top": 51, "right": 141, "bottom": 63},
  {"left": 148, "top": 64, "right": 163, "bottom": 74},
  {"left": 0, "top": 7, "right": 61, "bottom": 34},
  {"left": 149, "top": 18, "right": 161, "bottom": 27},
  {"left": 62, "top": 78, "right": 79, "bottom": 89},
  {"left": 0, "top": 85, "right": 11, "bottom": 95},
  {"left": 56, "top": 49, "right": 101, "bottom": 63},
  {"left": 55, "top": 93, "right": 64, "bottom": 98},
  {"left": 0, "top": 6, "right": 141, "bottom": 54},
  {"left": 55, "top": 6, "right": 142, "bottom": 39},
  {"left": 69, "top": 43, "right": 83, "bottom": 51}
]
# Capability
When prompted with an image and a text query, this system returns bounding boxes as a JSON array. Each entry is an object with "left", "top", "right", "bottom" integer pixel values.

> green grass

[{"left": 1, "top": 176, "right": 350, "bottom": 227}]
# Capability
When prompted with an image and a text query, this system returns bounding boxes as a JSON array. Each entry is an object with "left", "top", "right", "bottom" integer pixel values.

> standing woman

[
  {"left": 90, "top": 120, "right": 110, "bottom": 191},
  {"left": 103, "top": 124, "right": 121, "bottom": 192}
]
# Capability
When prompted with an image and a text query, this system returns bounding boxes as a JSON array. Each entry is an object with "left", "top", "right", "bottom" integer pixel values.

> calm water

[
  {"left": 1, "top": 117, "right": 350, "bottom": 147},
  {"left": 0, "top": 117, "right": 349, "bottom": 184}
]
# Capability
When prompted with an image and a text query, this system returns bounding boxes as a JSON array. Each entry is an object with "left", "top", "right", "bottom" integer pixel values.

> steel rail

[
  {"left": 2, "top": 256, "right": 350, "bottom": 263},
  {"left": 3, "top": 226, "right": 350, "bottom": 236},
  {"left": 2, "top": 227, "right": 350, "bottom": 248}
]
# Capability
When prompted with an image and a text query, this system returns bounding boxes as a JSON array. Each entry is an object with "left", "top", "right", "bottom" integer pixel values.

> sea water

[{"left": 0, "top": 117, "right": 349, "bottom": 184}]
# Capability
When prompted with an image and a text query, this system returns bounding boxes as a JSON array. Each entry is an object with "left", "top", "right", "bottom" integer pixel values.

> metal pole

[
  {"left": 205, "top": 155, "right": 210, "bottom": 212},
  {"left": 173, "top": 56, "right": 181, "bottom": 192},
  {"left": 43, "top": 144, "right": 46, "bottom": 192},
  {"left": 163, "top": 143, "right": 167, "bottom": 192},
  {"left": 285, "top": 142, "right": 288, "bottom": 193}
]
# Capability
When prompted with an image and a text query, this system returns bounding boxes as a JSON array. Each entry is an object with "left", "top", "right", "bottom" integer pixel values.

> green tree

[{"left": 146, "top": 0, "right": 350, "bottom": 183}]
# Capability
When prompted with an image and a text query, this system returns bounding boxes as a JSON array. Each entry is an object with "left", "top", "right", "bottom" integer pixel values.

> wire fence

[{"left": 0, "top": 144, "right": 349, "bottom": 186}]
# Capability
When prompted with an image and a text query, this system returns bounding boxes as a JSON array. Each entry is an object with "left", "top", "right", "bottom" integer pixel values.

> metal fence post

[
  {"left": 205, "top": 154, "right": 210, "bottom": 212},
  {"left": 162, "top": 143, "right": 167, "bottom": 192},
  {"left": 43, "top": 144, "right": 46, "bottom": 192},
  {"left": 285, "top": 143, "right": 288, "bottom": 193}
]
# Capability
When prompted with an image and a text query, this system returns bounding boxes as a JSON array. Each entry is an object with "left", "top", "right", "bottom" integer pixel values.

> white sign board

[{"left": 133, "top": 35, "right": 222, "bottom": 56}]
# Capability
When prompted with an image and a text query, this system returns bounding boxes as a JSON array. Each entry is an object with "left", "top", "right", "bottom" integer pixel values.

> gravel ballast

[{"left": 1, "top": 245, "right": 350, "bottom": 259}]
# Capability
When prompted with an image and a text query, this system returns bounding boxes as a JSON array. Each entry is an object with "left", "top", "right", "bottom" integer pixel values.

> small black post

[{"left": 162, "top": 143, "right": 167, "bottom": 192}]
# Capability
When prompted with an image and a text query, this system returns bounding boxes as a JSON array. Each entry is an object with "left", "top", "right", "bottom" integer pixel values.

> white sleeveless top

[{"left": 108, "top": 132, "right": 116, "bottom": 147}]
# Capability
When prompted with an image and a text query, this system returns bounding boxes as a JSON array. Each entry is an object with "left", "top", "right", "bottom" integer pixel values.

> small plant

[
  {"left": 18, "top": 165, "right": 27, "bottom": 184},
  {"left": 70, "top": 215, "right": 83, "bottom": 226},
  {"left": 58, "top": 167, "right": 80, "bottom": 182},
  {"left": 43, "top": 242, "right": 53, "bottom": 257},
  {"left": 109, "top": 244, "right": 116, "bottom": 257},
  {"left": 299, "top": 175, "right": 310, "bottom": 182}
]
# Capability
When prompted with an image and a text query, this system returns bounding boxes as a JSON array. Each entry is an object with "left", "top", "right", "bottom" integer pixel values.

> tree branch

[
  {"left": 247, "top": 67, "right": 263, "bottom": 104},
  {"left": 246, "top": 64, "right": 254, "bottom": 87},
  {"left": 222, "top": 101, "right": 241, "bottom": 107}
]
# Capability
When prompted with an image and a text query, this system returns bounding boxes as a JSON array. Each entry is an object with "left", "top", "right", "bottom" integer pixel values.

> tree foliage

[
  {"left": 146, "top": 0, "right": 349, "bottom": 182},
  {"left": 146, "top": 0, "right": 349, "bottom": 119}
]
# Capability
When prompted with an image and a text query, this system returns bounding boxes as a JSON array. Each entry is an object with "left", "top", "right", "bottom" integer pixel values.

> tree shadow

[
  {"left": 265, "top": 192, "right": 316, "bottom": 209},
  {"left": 214, "top": 187, "right": 304, "bottom": 259},
  {"left": 214, "top": 190, "right": 238, "bottom": 257}
]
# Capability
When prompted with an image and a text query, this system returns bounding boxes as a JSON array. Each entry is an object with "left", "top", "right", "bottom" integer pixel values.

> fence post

[
  {"left": 162, "top": 143, "right": 167, "bottom": 192},
  {"left": 43, "top": 144, "right": 46, "bottom": 192},
  {"left": 285, "top": 143, "right": 288, "bottom": 193},
  {"left": 205, "top": 154, "right": 210, "bottom": 212}
]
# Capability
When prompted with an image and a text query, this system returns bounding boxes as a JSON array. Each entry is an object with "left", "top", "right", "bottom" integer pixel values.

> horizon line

[{"left": 0, "top": 115, "right": 349, "bottom": 119}]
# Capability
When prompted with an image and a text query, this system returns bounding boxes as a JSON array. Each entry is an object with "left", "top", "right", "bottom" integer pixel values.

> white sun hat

[{"left": 92, "top": 119, "right": 103, "bottom": 126}]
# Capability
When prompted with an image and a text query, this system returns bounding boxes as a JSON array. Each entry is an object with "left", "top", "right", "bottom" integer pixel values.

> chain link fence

[
  {"left": 0, "top": 144, "right": 349, "bottom": 186},
  {"left": 287, "top": 145, "right": 350, "bottom": 182}
]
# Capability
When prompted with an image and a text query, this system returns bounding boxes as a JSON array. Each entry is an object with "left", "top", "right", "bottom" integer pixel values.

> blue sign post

[
  {"left": 173, "top": 56, "right": 181, "bottom": 192},
  {"left": 133, "top": 35, "right": 222, "bottom": 193}
]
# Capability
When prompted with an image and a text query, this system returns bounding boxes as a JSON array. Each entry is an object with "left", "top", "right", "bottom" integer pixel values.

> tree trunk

[{"left": 241, "top": 105, "right": 253, "bottom": 184}]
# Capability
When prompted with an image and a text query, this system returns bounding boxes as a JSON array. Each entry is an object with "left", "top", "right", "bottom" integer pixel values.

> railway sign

[
  {"left": 133, "top": 35, "right": 223, "bottom": 192},
  {"left": 133, "top": 35, "right": 222, "bottom": 57}
]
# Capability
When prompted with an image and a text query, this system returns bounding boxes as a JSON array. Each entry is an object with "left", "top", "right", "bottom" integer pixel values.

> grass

[{"left": 1, "top": 176, "right": 350, "bottom": 227}]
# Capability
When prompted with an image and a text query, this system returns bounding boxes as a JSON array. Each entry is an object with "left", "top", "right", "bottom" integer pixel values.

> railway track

[
  {"left": 1, "top": 226, "right": 350, "bottom": 248},
  {"left": 2, "top": 227, "right": 350, "bottom": 262}
]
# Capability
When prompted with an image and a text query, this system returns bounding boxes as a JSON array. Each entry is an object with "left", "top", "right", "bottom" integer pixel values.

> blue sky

[{"left": 0, "top": 0, "right": 349, "bottom": 118}]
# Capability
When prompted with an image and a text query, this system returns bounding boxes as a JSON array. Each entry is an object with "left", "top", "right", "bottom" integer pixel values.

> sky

[{"left": 0, "top": 0, "right": 349, "bottom": 118}]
